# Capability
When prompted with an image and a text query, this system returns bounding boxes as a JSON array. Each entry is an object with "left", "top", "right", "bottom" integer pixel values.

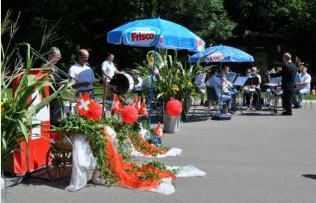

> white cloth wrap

[
  {"left": 130, "top": 148, "right": 182, "bottom": 158},
  {"left": 65, "top": 134, "right": 97, "bottom": 192},
  {"left": 167, "top": 165, "right": 207, "bottom": 177},
  {"left": 150, "top": 177, "right": 175, "bottom": 195}
]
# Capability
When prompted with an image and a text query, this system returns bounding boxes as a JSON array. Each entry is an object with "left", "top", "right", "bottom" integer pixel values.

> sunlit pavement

[{"left": 6, "top": 103, "right": 316, "bottom": 203}]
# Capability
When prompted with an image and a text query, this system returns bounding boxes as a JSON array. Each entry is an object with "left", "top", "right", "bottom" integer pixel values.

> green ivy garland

[
  {"left": 129, "top": 122, "right": 171, "bottom": 155},
  {"left": 55, "top": 114, "right": 118, "bottom": 186}
]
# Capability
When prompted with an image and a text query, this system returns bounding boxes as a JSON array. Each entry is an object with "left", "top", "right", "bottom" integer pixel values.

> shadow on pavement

[
  {"left": 184, "top": 115, "right": 209, "bottom": 123},
  {"left": 238, "top": 112, "right": 280, "bottom": 116},
  {"left": 302, "top": 174, "right": 316, "bottom": 180},
  {"left": 6, "top": 167, "right": 72, "bottom": 191}
]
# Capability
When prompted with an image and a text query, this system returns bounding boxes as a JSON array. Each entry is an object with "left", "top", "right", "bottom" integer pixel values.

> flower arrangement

[
  {"left": 54, "top": 95, "right": 174, "bottom": 186},
  {"left": 136, "top": 50, "right": 203, "bottom": 119}
]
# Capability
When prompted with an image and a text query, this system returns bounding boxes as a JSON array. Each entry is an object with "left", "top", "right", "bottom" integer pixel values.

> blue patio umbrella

[
  {"left": 189, "top": 45, "right": 254, "bottom": 63},
  {"left": 108, "top": 18, "right": 205, "bottom": 52},
  {"left": 107, "top": 18, "right": 205, "bottom": 123},
  {"left": 189, "top": 45, "right": 254, "bottom": 120}
]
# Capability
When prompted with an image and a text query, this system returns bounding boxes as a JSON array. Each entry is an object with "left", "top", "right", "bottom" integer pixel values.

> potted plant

[{"left": 136, "top": 50, "right": 201, "bottom": 132}]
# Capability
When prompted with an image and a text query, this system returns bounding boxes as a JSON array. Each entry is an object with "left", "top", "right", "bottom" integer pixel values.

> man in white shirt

[
  {"left": 69, "top": 49, "right": 96, "bottom": 99},
  {"left": 101, "top": 53, "right": 121, "bottom": 82},
  {"left": 293, "top": 64, "right": 312, "bottom": 108}
]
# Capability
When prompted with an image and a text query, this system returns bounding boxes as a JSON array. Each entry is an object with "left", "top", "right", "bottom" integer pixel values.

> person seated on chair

[
  {"left": 222, "top": 66, "right": 238, "bottom": 110},
  {"left": 194, "top": 72, "right": 207, "bottom": 106},
  {"left": 206, "top": 67, "right": 233, "bottom": 113},
  {"left": 292, "top": 64, "right": 311, "bottom": 108},
  {"left": 242, "top": 68, "right": 251, "bottom": 106},
  {"left": 265, "top": 66, "right": 282, "bottom": 106},
  {"left": 243, "top": 66, "right": 262, "bottom": 110}
]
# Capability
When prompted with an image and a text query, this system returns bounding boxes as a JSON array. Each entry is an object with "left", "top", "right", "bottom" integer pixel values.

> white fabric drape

[
  {"left": 65, "top": 127, "right": 206, "bottom": 195},
  {"left": 167, "top": 165, "right": 206, "bottom": 177},
  {"left": 65, "top": 134, "right": 97, "bottom": 192}
]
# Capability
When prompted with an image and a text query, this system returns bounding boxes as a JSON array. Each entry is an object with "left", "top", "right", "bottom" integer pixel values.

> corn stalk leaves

[{"left": 1, "top": 19, "right": 76, "bottom": 161}]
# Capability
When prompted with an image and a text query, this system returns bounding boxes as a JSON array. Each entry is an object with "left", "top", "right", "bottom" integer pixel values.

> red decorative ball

[
  {"left": 166, "top": 99, "right": 183, "bottom": 117},
  {"left": 87, "top": 102, "right": 103, "bottom": 120},
  {"left": 121, "top": 106, "right": 139, "bottom": 123}
]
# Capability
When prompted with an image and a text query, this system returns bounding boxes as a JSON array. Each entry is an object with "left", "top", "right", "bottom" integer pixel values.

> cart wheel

[{"left": 46, "top": 147, "right": 72, "bottom": 182}]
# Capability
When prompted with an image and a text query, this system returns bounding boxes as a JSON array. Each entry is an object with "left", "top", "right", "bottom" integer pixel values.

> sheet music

[
  {"left": 233, "top": 76, "right": 248, "bottom": 86},
  {"left": 264, "top": 83, "right": 279, "bottom": 87}
]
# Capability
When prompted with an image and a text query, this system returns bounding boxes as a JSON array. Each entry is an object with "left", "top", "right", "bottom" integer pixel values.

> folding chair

[{"left": 205, "top": 87, "right": 219, "bottom": 116}]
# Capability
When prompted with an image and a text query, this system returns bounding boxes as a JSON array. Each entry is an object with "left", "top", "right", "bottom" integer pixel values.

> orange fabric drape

[
  {"left": 128, "top": 132, "right": 168, "bottom": 156},
  {"left": 105, "top": 135, "right": 176, "bottom": 191}
]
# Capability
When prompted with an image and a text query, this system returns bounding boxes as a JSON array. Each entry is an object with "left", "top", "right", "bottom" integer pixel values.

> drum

[
  {"left": 110, "top": 73, "right": 134, "bottom": 94},
  {"left": 133, "top": 76, "right": 143, "bottom": 92}
]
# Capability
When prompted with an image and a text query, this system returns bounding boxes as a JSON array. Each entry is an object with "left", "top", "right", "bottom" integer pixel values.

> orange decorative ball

[
  {"left": 87, "top": 102, "right": 103, "bottom": 120},
  {"left": 121, "top": 106, "right": 139, "bottom": 123},
  {"left": 166, "top": 99, "right": 183, "bottom": 117}
]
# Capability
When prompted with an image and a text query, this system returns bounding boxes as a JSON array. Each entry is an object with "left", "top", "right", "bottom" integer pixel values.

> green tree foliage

[
  {"left": 224, "top": 0, "right": 316, "bottom": 35},
  {"left": 157, "top": 0, "right": 236, "bottom": 43},
  {"left": 2, "top": 0, "right": 235, "bottom": 72},
  {"left": 224, "top": 0, "right": 316, "bottom": 72}
]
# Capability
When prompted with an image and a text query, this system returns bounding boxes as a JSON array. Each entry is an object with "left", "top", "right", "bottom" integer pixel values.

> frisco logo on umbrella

[
  {"left": 131, "top": 31, "right": 155, "bottom": 41},
  {"left": 125, "top": 27, "right": 160, "bottom": 47},
  {"left": 208, "top": 51, "right": 225, "bottom": 62}
]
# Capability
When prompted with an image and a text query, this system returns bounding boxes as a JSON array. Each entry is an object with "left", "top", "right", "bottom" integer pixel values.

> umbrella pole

[
  {"left": 148, "top": 46, "right": 158, "bottom": 124},
  {"left": 220, "top": 61, "right": 223, "bottom": 111},
  {"left": 102, "top": 79, "right": 107, "bottom": 118}
]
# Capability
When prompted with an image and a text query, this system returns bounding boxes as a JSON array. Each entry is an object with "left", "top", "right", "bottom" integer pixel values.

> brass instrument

[
  {"left": 242, "top": 85, "right": 249, "bottom": 91},
  {"left": 222, "top": 78, "right": 233, "bottom": 92}
]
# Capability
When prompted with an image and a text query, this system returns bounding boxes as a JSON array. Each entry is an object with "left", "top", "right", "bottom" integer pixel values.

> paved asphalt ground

[{"left": 5, "top": 104, "right": 316, "bottom": 203}]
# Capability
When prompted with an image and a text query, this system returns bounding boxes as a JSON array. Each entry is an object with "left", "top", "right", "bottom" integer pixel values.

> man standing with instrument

[
  {"left": 101, "top": 53, "right": 122, "bottom": 82},
  {"left": 69, "top": 49, "right": 96, "bottom": 99},
  {"left": 42, "top": 47, "right": 63, "bottom": 126},
  {"left": 267, "top": 52, "right": 297, "bottom": 115}
]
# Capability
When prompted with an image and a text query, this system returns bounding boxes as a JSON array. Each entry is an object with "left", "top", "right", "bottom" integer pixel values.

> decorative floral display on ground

[{"left": 56, "top": 93, "right": 179, "bottom": 192}]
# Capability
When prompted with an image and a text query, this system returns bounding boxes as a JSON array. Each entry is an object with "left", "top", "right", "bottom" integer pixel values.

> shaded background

[{"left": 2, "top": 0, "right": 316, "bottom": 84}]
